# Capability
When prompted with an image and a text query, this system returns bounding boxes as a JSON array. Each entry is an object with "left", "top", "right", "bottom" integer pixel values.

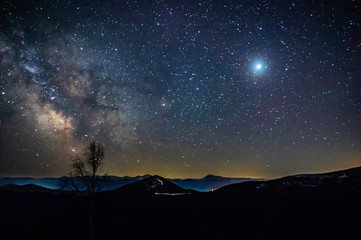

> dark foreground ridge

[{"left": 1, "top": 167, "right": 361, "bottom": 240}]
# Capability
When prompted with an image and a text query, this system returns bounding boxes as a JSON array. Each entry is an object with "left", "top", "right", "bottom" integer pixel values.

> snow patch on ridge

[{"left": 154, "top": 192, "right": 190, "bottom": 196}]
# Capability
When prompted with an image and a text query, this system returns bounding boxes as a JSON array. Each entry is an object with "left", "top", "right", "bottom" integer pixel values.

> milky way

[{"left": 0, "top": 0, "right": 360, "bottom": 178}]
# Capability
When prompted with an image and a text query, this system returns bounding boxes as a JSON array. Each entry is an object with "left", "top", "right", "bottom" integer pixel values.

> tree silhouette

[
  {"left": 62, "top": 141, "right": 108, "bottom": 240},
  {"left": 69, "top": 141, "right": 107, "bottom": 195}
]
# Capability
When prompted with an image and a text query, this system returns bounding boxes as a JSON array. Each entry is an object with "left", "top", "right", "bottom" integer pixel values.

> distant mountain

[
  {"left": 0, "top": 184, "right": 57, "bottom": 193},
  {"left": 202, "top": 174, "right": 226, "bottom": 180},
  {"left": 0, "top": 177, "right": 61, "bottom": 190},
  {"left": 114, "top": 175, "right": 192, "bottom": 195},
  {"left": 0, "top": 174, "right": 152, "bottom": 191},
  {"left": 0, "top": 174, "right": 257, "bottom": 192},
  {"left": 216, "top": 166, "right": 361, "bottom": 195},
  {"left": 170, "top": 175, "right": 259, "bottom": 192}
]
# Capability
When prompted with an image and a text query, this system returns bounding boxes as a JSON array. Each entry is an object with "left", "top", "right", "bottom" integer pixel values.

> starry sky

[{"left": 0, "top": 0, "right": 360, "bottom": 178}]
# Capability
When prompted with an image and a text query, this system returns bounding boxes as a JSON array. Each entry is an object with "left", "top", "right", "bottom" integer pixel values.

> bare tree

[
  {"left": 69, "top": 141, "right": 107, "bottom": 196},
  {"left": 63, "top": 141, "right": 108, "bottom": 240}
]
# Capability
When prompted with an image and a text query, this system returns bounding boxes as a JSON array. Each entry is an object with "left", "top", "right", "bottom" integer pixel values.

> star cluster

[{"left": 0, "top": 0, "right": 360, "bottom": 178}]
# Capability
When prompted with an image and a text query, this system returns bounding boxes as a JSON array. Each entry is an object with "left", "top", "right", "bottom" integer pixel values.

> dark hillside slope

[
  {"left": 112, "top": 175, "right": 192, "bottom": 195},
  {"left": 216, "top": 166, "right": 361, "bottom": 195}
]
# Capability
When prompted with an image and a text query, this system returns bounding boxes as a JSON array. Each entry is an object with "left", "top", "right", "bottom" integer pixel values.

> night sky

[{"left": 0, "top": 0, "right": 360, "bottom": 178}]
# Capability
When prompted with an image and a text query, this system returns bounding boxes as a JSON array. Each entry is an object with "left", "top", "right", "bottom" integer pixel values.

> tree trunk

[{"left": 88, "top": 195, "right": 95, "bottom": 240}]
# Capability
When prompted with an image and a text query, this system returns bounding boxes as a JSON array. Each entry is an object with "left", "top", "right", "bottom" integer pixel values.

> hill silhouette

[
  {"left": 216, "top": 166, "right": 361, "bottom": 195},
  {"left": 113, "top": 175, "right": 193, "bottom": 195},
  {"left": 0, "top": 184, "right": 57, "bottom": 193}
]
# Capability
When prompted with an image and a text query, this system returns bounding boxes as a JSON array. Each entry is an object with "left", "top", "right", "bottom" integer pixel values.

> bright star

[{"left": 252, "top": 60, "right": 267, "bottom": 74}]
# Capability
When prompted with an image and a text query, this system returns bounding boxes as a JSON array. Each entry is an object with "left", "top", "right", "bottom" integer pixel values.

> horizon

[{"left": 2, "top": 164, "right": 360, "bottom": 180}]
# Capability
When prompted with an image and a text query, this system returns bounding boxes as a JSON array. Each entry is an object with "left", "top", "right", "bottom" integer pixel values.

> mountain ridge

[
  {"left": 0, "top": 174, "right": 256, "bottom": 192},
  {"left": 216, "top": 165, "right": 361, "bottom": 194},
  {"left": 1, "top": 166, "right": 360, "bottom": 193}
]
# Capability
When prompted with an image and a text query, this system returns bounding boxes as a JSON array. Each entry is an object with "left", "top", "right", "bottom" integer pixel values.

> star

[{"left": 252, "top": 61, "right": 266, "bottom": 74}]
